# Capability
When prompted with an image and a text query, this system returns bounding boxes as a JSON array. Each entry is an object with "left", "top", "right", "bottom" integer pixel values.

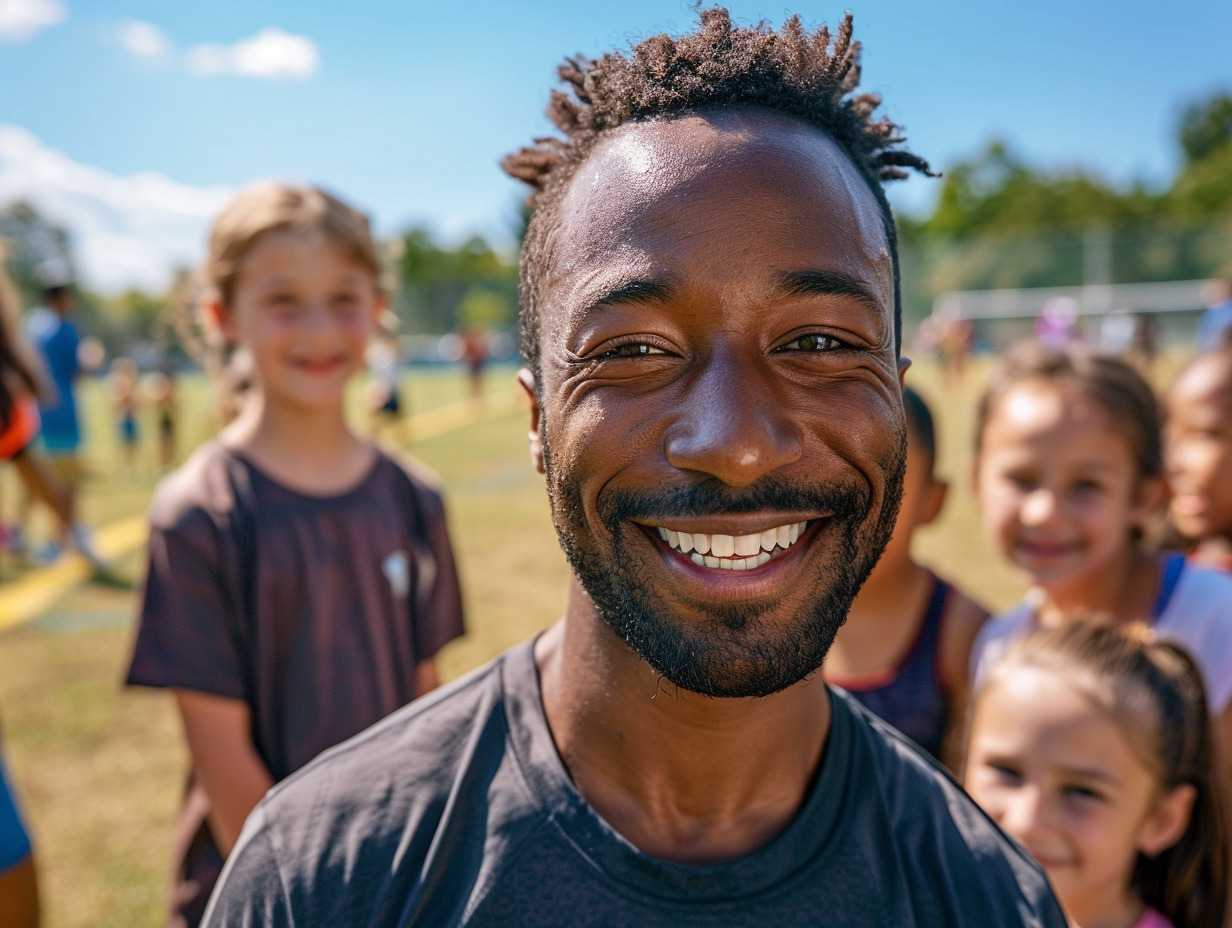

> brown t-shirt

[{"left": 126, "top": 441, "right": 465, "bottom": 926}]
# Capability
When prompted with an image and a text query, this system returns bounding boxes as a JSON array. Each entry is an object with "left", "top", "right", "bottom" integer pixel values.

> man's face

[{"left": 531, "top": 109, "right": 906, "bottom": 698}]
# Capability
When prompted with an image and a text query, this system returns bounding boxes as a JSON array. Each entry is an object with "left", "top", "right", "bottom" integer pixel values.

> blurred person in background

[
  {"left": 0, "top": 718, "right": 38, "bottom": 928},
  {"left": 125, "top": 183, "right": 465, "bottom": 928},
  {"left": 970, "top": 341, "right": 1232, "bottom": 764},
  {"left": 0, "top": 265, "right": 98, "bottom": 569},
  {"left": 110, "top": 357, "right": 141, "bottom": 471},
  {"left": 1196, "top": 277, "right": 1232, "bottom": 352},
  {"left": 16, "top": 275, "right": 100, "bottom": 563},
  {"left": 824, "top": 387, "right": 988, "bottom": 771},
  {"left": 1166, "top": 344, "right": 1232, "bottom": 572}
]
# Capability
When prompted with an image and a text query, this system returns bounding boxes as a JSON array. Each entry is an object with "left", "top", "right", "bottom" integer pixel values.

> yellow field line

[
  {"left": 0, "top": 515, "right": 148, "bottom": 631},
  {"left": 0, "top": 392, "right": 522, "bottom": 631}
]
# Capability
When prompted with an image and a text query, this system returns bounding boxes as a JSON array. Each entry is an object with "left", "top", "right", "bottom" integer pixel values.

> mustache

[{"left": 598, "top": 475, "right": 868, "bottom": 530}]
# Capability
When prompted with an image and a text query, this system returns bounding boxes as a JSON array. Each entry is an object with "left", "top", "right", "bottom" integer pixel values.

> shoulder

[
  {"left": 226, "top": 646, "right": 537, "bottom": 896},
  {"left": 935, "top": 576, "right": 990, "bottom": 687},
  {"left": 969, "top": 598, "right": 1033, "bottom": 682},
  {"left": 833, "top": 690, "right": 1060, "bottom": 917},
  {"left": 380, "top": 447, "right": 445, "bottom": 494},
  {"left": 373, "top": 447, "right": 449, "bottom": 516},
  {"left": 147, "top": 441, "right": 240, "bottom": 533}
]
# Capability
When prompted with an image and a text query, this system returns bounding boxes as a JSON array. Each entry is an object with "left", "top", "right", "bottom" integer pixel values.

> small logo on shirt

[{"left": 382, "top": 550, "right": 410, "bottom": 599}]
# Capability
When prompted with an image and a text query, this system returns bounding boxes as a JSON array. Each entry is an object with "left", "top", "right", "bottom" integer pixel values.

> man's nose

[
  {"left": 664, "top": 349, "right": 803, "bottom": 487},
  {"left": 1020, "top": 487, "right": 1059, "bottom": 526}
]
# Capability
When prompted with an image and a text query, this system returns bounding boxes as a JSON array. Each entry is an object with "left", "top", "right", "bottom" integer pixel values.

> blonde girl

[
  {"left": 969, "top": 341, "right": 1232, "bottom": 758},
  {"left": 966, "top": 620, "right": 1228, "bottom": 928},
  {"left": 125, "top": 184, "right": 465, "bottom": 927}
]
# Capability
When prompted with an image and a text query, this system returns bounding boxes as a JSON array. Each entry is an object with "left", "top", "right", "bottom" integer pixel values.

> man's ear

[
  {"left": 1137, "top": 783, "right": 1196, "bottom": 858},
  {"left": 517, "top": 367, "right": 545, "bottom": 474},
  {"left": 898, "top": 356, "right": 911, "bottom": 389}
]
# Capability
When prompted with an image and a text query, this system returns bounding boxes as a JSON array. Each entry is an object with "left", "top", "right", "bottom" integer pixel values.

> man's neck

[{"left": 535, "top": 579, "right": 831, "bottom": 866}]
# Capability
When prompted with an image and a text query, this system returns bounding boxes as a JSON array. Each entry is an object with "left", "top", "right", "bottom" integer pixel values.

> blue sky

[{"left": 0, "top": 0, "right": 1228, "bottom": 292}]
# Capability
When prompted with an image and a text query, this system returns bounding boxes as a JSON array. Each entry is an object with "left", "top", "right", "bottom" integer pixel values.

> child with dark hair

[
  {"left": 825, "top": 387, "right": 988, "bottom": 770},
  {"left": 1166, "top": 345, "right": 1232, "bottom": 572},
  {"left": 966, "top": 620, "right": 1228, "bottom": 928},
  {"left": 970, "top": 340, "right": 1232, "bottom": 761}
]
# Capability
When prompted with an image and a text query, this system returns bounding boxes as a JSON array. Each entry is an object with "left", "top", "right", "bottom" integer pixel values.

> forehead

[
  {"left": 1171, "top": 355, "right": 1232, "bottom": 410},
  {"left": 542, "top": 109, "right": 893, "bottom": 326}
]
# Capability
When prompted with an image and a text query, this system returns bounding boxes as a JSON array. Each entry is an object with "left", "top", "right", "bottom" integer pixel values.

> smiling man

[{"left": 204, "top": 10, "right": 1065, "bottom": 926}]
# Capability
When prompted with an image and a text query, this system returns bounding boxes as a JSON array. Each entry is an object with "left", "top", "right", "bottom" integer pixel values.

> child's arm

[
  {"left": 414, "top": 660, "right": 440, "bottom": 698},
  {"left": 0, "top": 856, "right": 38, "bottom": 928},
  {"left": 174, "top": 690, "right": 274, "bottom": 857},
  {"left": 937, "top": 591, "right": 991, "bottom": 774}
]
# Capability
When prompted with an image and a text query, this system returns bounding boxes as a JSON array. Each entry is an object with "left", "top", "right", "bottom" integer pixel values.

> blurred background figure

[
  {"left": 109, "top": 357, "right": 140, "bottom": 471},
  {"left": 1166, "top": 345, "right": 1232, "bottom": 572},
  {"left": 1196, "top": 277, "right": 1232, "bottom": 352},
  {"left": 460, "top": 323, "right": 488, "bottom": 404},
  {"left": 0, "top": 266, "right": 99, "bottom": 570},
  {"left": 0, "top": 716, "right": 39, "bottom": 928},
  {"left": 824, "top": 387, "right": 989, "bottom": 771},
  {"left": 1033, "top": 296, "right": 1080, "bottom": 348},
  {"left": 146, "top": 364, "right": 178, "bottom": 472},
  {"left": 365, "top": 330, "right": 406, "bottom": 441},
  {"left": 15, "top": 273, "right": 103, "bottom": 563}
]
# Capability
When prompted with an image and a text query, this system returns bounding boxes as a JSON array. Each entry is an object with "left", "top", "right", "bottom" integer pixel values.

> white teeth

[
  {"left": 734, "top": 533, "right": 760, "bottom": 557},
  {"left": 655, "top": 520, "right": 809, "bottom": 571}
]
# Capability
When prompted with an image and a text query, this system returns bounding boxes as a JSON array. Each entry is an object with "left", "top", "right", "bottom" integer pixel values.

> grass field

[{"left": 0, "top": 355, "right": 1183, "bottom": 926}]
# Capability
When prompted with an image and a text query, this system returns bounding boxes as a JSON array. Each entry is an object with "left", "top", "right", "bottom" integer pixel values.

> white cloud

[
  {"left": 187, "top": 27, "right": 318, "bottom": 80},
  {"left": 0, "top": 124, "right": 234, "bottom": 293},
  {"left": 117, "top": 20, "right": 170, "bottom": 61},
  {"left": 0, "top": 0, "right": 66, "bottom": 43}
]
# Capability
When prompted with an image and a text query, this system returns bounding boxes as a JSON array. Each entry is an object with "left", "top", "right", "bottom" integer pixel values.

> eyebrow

[
  {"left": 1058, "top": 766, "right": 1121, "bottom": 785},
  {"left": 584, "top": 278, "right": 677, "bottom": 314},
  {"left": 773, "top": 269, "right": 883, "bottom": 311},
  {"left": 578, "top": 268, "right": 883, "bottom": 317}
]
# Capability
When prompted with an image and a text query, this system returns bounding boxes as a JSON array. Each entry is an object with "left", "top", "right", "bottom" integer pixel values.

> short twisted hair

[{"left": 503, "top": 7, "right": 933, "bottom": 376}]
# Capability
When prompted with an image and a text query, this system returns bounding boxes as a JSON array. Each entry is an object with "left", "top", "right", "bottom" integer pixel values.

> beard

[{"left": 544, "top": 441, "right": 906, "bottom": 699}]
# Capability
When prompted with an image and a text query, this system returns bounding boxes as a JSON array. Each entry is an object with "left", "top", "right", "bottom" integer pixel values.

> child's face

[
  {"left": 974, "top": 379, "right": 1160, "bottom": 599},
  {"left": 1166, "top": 357, "right": 1232, "bottom": 542},
  {"left": 216, "top": 231, "right": 382, "bottom": 414},
  {"left": 965, "top": 667, "right": 1187, "bottom": 926}
]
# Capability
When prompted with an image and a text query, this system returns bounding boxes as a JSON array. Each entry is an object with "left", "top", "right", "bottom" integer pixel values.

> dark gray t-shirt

[
  {"left": 127, "top": 441, "right": 465, "bottom": 924},
  {"left": 202, "top": 639, "right": 1064, "bottom": 927}
]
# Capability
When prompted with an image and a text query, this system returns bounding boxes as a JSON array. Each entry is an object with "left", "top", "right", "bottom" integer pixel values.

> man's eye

[
  {"left": 597, "top": 343, "right": 665, "bottom": 359},
  {"left": 780, "top": 333, "right": 843, "bottom": 352}
]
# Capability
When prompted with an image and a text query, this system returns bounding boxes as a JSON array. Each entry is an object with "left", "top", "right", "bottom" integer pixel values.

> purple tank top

[{"left": 834, "top": 576, "right": 950, "bottom": 760}]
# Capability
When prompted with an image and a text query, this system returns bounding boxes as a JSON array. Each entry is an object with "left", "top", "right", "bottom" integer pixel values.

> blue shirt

[
  {"left": 1197, "top": 298, "right": 1232, "bottom": 352},
  {"left": 0, "top": 746, "right": 32, "bottom": 873},
  {"left": 24, "top": 306, "right": 81, "bottom": 450}
]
